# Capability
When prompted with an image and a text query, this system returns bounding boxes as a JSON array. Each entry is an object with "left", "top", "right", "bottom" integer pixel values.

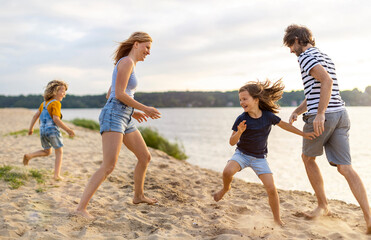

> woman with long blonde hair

[{"left": 76, "top": 32, "right": 161, "bottom": 218}]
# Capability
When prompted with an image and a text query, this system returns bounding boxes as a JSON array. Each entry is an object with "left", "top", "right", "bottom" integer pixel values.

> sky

[{"left": 1, "top": 0, "right": 371, "bottom": 95}]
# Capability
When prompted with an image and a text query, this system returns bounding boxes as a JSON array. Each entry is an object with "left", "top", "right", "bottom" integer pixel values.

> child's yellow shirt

[{"left": 38, "top": 100, "right": 62, "bottom": 119}]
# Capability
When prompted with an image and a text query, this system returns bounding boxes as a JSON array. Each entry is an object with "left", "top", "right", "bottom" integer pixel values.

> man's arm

[
  {"left": 289, "top": 99, "right": 307, "bottom": 124},
  {"left": 309, "top": 64, "right": 333, "bottom": 135}
]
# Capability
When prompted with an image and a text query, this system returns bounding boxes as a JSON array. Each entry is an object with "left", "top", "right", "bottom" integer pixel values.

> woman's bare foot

[
  {"left": 133, "top": 195, "right": 158, "bottom": 205},
  {"left": 23, "top": 154, "right": 30, "bottom": 165},
  {"left": 74, "top": 209, "right": 95, "bottom": 219},
  {"left": 54, "top": 175, "right": 64, "bottom": 181},
  {"left": 213, "top": 188, "right": 229, "bottom": 202},
  {"left": 367, "top": 225, "right": 371, "bottom": 235},
  {"left": 275, "top": 219, "right": 285, "bottom": 226},
  {"left": 304, "top": 206, "right": 331, "bottom": 219}
]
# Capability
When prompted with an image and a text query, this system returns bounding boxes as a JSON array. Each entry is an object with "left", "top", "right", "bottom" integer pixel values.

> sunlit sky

[{"left": 1, "top": 0, "right": 371, "bottom": 95}]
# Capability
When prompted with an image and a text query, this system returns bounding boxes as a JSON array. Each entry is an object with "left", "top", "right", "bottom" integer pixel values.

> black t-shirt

[{"left": 232, "top": 111, "right": 281, "bottom": 158}]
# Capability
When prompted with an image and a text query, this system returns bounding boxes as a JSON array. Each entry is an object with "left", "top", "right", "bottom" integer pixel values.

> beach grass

[
  {"left": 139, "top": 127, "right": 188, "bottom": 160},
  {"left": 69, "top": 118, "right": 188, "bottom": 160},
  {"left": 5, "top": 129, "right": 68, "bottom": 138},
  {"left": 70, "top": 118, "right": 100, "bottom": 131},
  {"left": 0, "top": 165, "right": 47, "bottom": 190}
]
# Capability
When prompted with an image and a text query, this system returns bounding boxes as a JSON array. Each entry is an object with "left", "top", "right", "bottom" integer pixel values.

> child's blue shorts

[
  {"left": 230, "top": 149, "right": 272, "bottom": 176},
  {"left": 40, "top": 130, "right": 64, "bottom": 149}
]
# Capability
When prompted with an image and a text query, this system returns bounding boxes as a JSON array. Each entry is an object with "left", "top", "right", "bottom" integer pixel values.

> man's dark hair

[{"left": 283, "top": 24, "right": 315, "bottom": 47}]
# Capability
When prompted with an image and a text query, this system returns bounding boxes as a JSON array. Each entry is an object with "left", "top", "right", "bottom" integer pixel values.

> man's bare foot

[
  {"left": 304, "top": 206, "right": 331, "bottom": 219},
  {"left": 54, "top": 175, "right": 64, "bottom": 181},
  {"left": 213, "top": 188, "right": 228, "bottom": 202},
  {"left": 23, "top": 154, "right": 30, "bottom": 166},
  {"left": 133, "top": 195, "right": 158, "bottom": 205},
  {"left": 74, "top": 209, "right": 95, "bottom": 219}
]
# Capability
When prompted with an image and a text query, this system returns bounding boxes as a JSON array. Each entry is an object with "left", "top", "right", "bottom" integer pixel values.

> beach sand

[{"left": 0, "top": 108, "right": 370, "bottom": 239}]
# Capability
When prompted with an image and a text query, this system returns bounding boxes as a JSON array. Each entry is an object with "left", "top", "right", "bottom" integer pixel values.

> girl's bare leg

[
  {"left": 259, "top": 173, "right": 284, "bottom": 226},
  {"left": 213, "top": 160, "right": 241, "bottom": 202}
]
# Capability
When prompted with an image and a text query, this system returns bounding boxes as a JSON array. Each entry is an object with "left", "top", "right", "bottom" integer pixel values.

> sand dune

[{"left": 0, "top": 108, "right": 370, "bottom": 239}]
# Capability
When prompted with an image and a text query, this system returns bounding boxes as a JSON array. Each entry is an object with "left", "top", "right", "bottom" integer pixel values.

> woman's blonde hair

[
  {"left": 113, "top": 32, "right": 152, "bottom": 64},
  {"left": 44, "top": 80, "right": 68, "bottom": 101},
  {"left": 239, "top": 79, "right": 284, "bottom": 113}
]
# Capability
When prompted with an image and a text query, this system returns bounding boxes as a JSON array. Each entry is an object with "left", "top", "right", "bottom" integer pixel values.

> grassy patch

[
  {"left": 6, "top": 129, "right": 40, "bottom": 136},
  {"left": 5, "top": 128, "right": 68, "bottom": 138},
  {"left": 0, "top": 165, "right": 47, "bottom": 190},
  {"left": 139, "top": 127, "right": 187, "bottom": 160},
  {"left": 71, "top": 118, "right": 100, "bottom": 131}
]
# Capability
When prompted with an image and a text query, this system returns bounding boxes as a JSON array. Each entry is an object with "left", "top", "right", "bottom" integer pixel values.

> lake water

[{"left": 61, "top": 107, "right": 371, "bottom": 205}]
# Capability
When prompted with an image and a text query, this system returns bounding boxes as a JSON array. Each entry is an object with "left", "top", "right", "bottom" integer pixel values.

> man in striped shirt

[{"left": 283, "top": 24, "right": 371, "bottom": 234}]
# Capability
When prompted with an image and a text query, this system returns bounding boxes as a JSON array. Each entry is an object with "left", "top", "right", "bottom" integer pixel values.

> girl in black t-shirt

[{"left": 213, "top": 79, "right": 316, "bottom": 226}]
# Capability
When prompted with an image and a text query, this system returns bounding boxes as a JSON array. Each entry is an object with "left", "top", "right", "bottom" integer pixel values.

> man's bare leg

[
  {"left": 302, "top": 154, "right": 330, "bottom": 218},
  {"left": 213, "top": 161, "right": 241, "bottom": 202},
  {"left": 337, "top": 165, "right": 371, "bottom": 234}
]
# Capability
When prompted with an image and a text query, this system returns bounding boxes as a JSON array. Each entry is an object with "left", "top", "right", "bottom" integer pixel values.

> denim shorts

[
  {"left": 230, "top": 149, "right": 272, "bottom": 176},
  {"left": 99, "top": 98, "right": 137, "bottom": 135},
  {"left": 40, "top": 129, "right": 64, "bottom": 149},
  {"left": 302, "top": 109, "right": 351, "bottom": 166}
]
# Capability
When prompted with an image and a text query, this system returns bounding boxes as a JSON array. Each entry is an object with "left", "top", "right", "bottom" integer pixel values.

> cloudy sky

[{"left": 1, "top": 0, "right": 371, "bottom": 95}]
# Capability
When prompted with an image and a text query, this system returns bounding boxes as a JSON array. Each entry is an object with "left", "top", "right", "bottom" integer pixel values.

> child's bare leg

[
  {"left": 54, "top": 147, "right": 63, "bottom": 180},
  {"left": 23, "top": 149, "right": 52, "bottom": 165},
  {"left": 213, "top": 160, "right": 241, "bottom": 202},
  {"left": 259, "top": 173, "right": 284, "bottom": 226},
  {"left": 75, "top": 132, "right": 122, "bottom": 219}
]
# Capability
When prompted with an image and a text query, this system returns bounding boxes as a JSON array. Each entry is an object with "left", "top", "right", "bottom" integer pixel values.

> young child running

[
  {"left": 23, "top": 80, "right": 75, "bottom": 180},
  {"left": 213, "top": 79, "right": 316, "bottom": 225}
]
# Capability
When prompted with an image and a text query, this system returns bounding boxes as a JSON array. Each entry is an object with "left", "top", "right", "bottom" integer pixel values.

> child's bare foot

[
  {"left": 304, "top": 206, "right": 331, "bottom": 219},
  {"left": 23, "top": 154, "right": 30, "bottom": 166},
  {"left": 213, "top": 188, "right": 229, "bottom": 202},
  {"left": 54, "top": 175, "right": 64, "bottom": 181},
  {"left": 74, "top": 209, "right": 95, "bottom": 219},
  {"left": 133, "top": 195, "right": 158, "bottom": 205}
]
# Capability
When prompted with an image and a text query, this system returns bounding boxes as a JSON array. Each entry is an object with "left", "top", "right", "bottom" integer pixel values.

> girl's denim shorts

[{"left": 99, "top": 98, "right": 137, "bottom": 135}]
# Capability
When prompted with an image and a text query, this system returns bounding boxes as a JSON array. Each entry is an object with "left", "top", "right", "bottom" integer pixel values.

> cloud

[{"left": 1, "top": 0, "right": 371, "bottom": 95}]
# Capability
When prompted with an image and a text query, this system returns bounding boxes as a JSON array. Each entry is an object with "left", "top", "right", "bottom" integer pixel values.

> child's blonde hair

[
  {"left": 239, "top": 79, "right": 284, "bottom": 113},
  {"left": 44, "top": 80, "right": 68, "bottom": 101}
]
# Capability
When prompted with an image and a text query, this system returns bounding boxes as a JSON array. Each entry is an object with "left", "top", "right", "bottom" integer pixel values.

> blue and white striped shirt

[{"left": 298, "top": 47, "right": 345, "bottom": 115}]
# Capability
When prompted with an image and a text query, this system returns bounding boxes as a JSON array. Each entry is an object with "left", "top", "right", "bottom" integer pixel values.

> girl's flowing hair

[
  {"left": 239, "top": 79, "right": 284, "bottom": 113},
  {"left": 44, "top": 80, "right": 68, "bottom": 101},
  {"left": 113, "top": 32, "right": 152, "bottom": 65}
]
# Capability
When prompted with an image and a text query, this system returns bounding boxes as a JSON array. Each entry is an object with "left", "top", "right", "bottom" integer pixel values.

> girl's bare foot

[
  {"left": 23, "top": 154, "right": 30, "bottom": 165},
  {"left": 74, "top": 209, "right": 95, "bottom": 219},
  {"left": 304, "top": 206, "right": 331, "bottom": 219},
  {"left": 133, "top": 195, "right": 158, "bottom": 205},
  {"left": 213, "top": 188, "right": 228, "bottom": 202}
]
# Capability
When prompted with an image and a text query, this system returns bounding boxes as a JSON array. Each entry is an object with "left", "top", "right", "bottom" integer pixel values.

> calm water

[{"left": 61, "top": 107, "right": 371, "bottom": 205}]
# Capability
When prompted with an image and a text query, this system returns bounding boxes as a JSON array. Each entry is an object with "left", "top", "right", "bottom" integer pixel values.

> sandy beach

[{"left": 0, "top": 108, "right": 370, "bottom": 239}]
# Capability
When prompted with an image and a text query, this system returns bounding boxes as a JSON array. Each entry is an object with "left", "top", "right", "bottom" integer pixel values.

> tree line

[{"left": 1, "top": 86, "right": 370, "bottom": 108}]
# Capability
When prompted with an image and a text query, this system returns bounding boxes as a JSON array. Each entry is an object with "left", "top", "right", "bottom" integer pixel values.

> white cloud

[{"left": 1, "top": 0, "right": 371, "bottom": 96}]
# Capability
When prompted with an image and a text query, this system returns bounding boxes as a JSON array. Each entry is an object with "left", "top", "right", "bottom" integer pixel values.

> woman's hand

[
  {"left": 132, "top": 111, "right": 149, "bottom": 123},
  {"left": 143, "top": 106, "right": 161, "bottom": 119}
]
